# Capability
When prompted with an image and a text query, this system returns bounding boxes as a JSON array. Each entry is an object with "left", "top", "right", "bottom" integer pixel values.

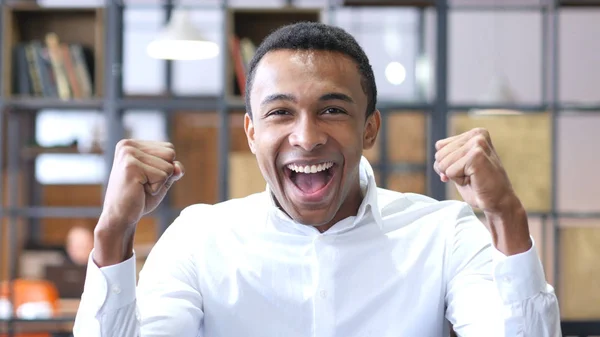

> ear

[
  {"left": 363, "top": 109, "right": 381, "bottom": 150},
  {"left": 244, "top": 113, "right": 257, "bottom": 154}
]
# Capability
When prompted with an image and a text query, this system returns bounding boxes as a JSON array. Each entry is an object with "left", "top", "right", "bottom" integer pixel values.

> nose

[{"left": 288, "top": 115, "right": 327, "bottom": 152}]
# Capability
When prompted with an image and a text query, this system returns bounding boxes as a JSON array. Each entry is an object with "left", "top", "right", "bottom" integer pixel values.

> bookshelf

[
  {"left": 226, "top": 8, "right": 321, "bottom": 97},
  {"left": 2, "top": 5, "right": 104, "bottom": 100},
  {"left": 0, "top": 4, "right": 107, "bottom": 335}
]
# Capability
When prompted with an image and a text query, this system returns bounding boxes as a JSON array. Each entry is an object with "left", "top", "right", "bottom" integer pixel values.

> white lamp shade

[{"left": 147, "top": 9, "right": 219, "bottom": 60}]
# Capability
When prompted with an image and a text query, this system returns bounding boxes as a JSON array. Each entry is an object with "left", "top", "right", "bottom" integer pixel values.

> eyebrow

[
  {"left": 319, "top": 92, "right": 355, "bottom": 104},
  {"left": 260, "top": 93, "right": 297, "bottom": 108},
  {"left": 260, "top": 92, "right": 355, "bottom": 108}
]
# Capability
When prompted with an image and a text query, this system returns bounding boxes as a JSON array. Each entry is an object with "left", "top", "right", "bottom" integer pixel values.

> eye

[
  {"left": 322, "top": 107, "right": 346, "bottom": 115},
  {"left": 267, "top": 109, "right": 291, "bottom": 117}
]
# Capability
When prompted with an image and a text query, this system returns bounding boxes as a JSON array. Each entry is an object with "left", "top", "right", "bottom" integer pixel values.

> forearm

[{"left": 484, "top": 196, "right": 532, "bottom": 256}]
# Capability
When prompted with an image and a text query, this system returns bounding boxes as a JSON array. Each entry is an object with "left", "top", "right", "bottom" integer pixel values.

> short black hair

[{"left": 244, "top": 21, "right": 377, "bottom": 119}]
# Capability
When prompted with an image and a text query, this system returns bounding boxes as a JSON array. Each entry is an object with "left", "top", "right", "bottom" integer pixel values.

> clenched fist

[
  {"left": 93, "top": 139, "right": 184, "bottom": 267},
  {"left": 433, "top": 127, "right": 514, "bottom": 214}
]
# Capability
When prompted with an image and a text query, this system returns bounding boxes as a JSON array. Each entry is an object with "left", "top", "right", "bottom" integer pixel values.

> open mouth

[{"left": 285, "top": 162, "right": 336, "bottom": 196}]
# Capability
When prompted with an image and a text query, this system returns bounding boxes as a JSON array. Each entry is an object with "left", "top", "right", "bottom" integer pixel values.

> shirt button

[
  {"left": 112, "top": 285, "right": 122, "bottom": 294},
  {"left": 319, "top": 290, "right": 327, "bottom": 299}
]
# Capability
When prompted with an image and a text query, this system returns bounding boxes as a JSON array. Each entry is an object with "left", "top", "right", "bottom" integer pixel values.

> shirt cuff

[
  {"left": 492, "top": 238, "right": 548, "bottom": 304},
  {"left": 81, "top": 249, "right": 138, "bottom": 315}
]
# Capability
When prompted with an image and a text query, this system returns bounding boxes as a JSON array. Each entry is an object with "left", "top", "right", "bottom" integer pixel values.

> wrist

[
  {"left": 484, "top": 196, "right": 532, "bottom": 256},
  {"left": 93, "top": 216, "right": 135, "bottom": 267}
]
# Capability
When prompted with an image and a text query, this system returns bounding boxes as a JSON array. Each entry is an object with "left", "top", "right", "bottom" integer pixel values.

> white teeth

[{"left": 287, "top": 162, "right": 333, "bottom": 174}]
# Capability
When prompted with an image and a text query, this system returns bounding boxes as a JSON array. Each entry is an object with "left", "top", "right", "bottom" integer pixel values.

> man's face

[{"left": 244, "top": 49, "right": 380, "bottom": 229}]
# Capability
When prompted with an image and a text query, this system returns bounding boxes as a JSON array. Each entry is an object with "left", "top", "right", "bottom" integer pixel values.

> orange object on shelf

[{"left": 0, "top": 279, "right": 60, "bottom": 337}]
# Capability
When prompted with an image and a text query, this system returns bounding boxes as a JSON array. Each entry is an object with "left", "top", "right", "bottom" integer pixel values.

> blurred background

[{"left": 0, "top": 0, "right": 598, "bottom": 335}]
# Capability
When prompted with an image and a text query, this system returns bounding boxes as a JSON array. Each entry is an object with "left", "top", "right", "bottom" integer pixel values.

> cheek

[
  {"left": 335, "top": 124, "right": 365, "bottom": 156},
  {"left": 254, "top": 128, "right": 285, "bottom": 153},
  {"left": 252, "top": 129, "right": 286, "bottom": 169}
]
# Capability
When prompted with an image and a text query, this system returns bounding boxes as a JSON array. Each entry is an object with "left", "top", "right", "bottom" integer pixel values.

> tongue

[{"left": 294, "top": 171, "right": 329, "bottom": 194}]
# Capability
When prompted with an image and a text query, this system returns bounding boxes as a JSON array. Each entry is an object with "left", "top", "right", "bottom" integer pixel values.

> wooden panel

[
  {"left": 38, "top": 217, "right": 156, "bottom": 248},
  {"left": 93, "top": 8, "right": 104, "bottom": 97},
  {"left": 171, "top": 113, "right": 219, "bottom": 207},
  {"left": 343, "top": 0, "right": 434, "bottom": 6},
  {"left": 363, "top": 112, "right": 427, "bottom": 164},
  {"left": 12, "top": 10, "right": 98, "bottom": 47},
  {"left": 386, "top": 112, "right": 427, "bottom": 163},
  {"left": 134, "top": 217, "right": 157, "bottom": 245},
  {"left": 170, "top": 112, "right": 250, "bottom": 207},
  {"left": 559, "top": 221, "right": 600, "bottom": 319},
  {"left": 171, "top": 113, "right": 218, "bottom": 206},
  {"left": 449, "top": 112, "right": 551, "bottom": 212},
  {"left": 229, "top": 112, "right": 251, "bottom": 152},
  {"left": 40, "top": 184, "right": 101, "bottom": 245},
  {"left": 1, "top": 8, "right": 15, "bottom": 97},
  {"left": 229, "top": 152, "right": 265, "bottom": 199},
  {"left": 1, "top": 172, "right": 25, "bottom": 281},
  {"left": 42, "top": 184, "right": 102, "bottom": 207},
  {"left": 38, "top": 184, "right": 157, "bottom": 246},
  {"left": 363, "top": 138, "right": 379, "bottom": 163},
  {"left": 387, "top": 172, "right": 426, "bottom": 194},
  {"left": 232, "top": 9, "right": 321, "bottom": 47}
]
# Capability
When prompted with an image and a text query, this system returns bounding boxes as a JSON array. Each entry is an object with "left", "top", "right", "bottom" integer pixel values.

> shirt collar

[{"left": 264, "top": 156, "right": 384, "bottom": 232}]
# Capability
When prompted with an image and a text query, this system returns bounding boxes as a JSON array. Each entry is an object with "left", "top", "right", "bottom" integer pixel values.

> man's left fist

[{"left": 433, "top": 127, "right": 518, "bottom": 215}]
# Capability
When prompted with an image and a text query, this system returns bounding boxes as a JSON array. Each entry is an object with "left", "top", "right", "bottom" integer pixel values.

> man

[
  {"left": 73, "top": 22, "right": 560, "bottom": 336},
  {"left": 65, "top": 225, "right": 94, "bottom": 265}
]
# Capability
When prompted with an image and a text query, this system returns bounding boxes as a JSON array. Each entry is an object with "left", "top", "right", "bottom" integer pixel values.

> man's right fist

[{"left": 93, "top": 139, "right": 184, "bottom": 266}]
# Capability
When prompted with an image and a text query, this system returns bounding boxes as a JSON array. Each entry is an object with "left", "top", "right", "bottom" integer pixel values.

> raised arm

[
  {"left": 434, "top": 128, "right": 560, "bottom": 335},
  {"left": 73, "top": 139, "right": 204, "bottom": 337}
]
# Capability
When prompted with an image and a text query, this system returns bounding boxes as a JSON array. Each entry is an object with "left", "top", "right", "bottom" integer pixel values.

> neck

[{"left": 314, "top": 179, "right": 364, "bottom": 233}]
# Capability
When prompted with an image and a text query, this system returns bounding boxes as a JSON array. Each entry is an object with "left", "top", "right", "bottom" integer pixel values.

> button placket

[{"left": 313, "top": 236, "right": 335, "bottom": 337}]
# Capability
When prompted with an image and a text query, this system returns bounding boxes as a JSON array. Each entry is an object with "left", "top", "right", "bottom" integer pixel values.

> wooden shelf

[
  {"left": 2, "top": 6, "right": 104, "bottom": 101},
  {"left": 5, "top": 97, "right": 103, "bottom": 110},
  {"left": 0, "top": 317, "right": 74, "bottom": 334},
  {"left": 342, "top": 0, "right": 434, "bottom": 7},
  {"left": 119, "top": 95, "right": 223, "bottom": 111},
  {"left": 226, "top": 8, "right": 321, "bottom": 97},
  {"left": 560, "top": 0, "right": 600, "bottom": 6},
  {"left": 21, "top": 145, "right": 103, "bottom": 159}
]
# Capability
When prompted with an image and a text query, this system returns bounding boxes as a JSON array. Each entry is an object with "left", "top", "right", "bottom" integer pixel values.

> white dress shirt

[{"left": 73, "top": 157, "right": 560, "bottom": 337}]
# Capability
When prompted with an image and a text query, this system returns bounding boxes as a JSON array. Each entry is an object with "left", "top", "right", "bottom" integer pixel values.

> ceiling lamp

[{"left": 147, "top": 8, "right": 219, "bottom": 61}]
